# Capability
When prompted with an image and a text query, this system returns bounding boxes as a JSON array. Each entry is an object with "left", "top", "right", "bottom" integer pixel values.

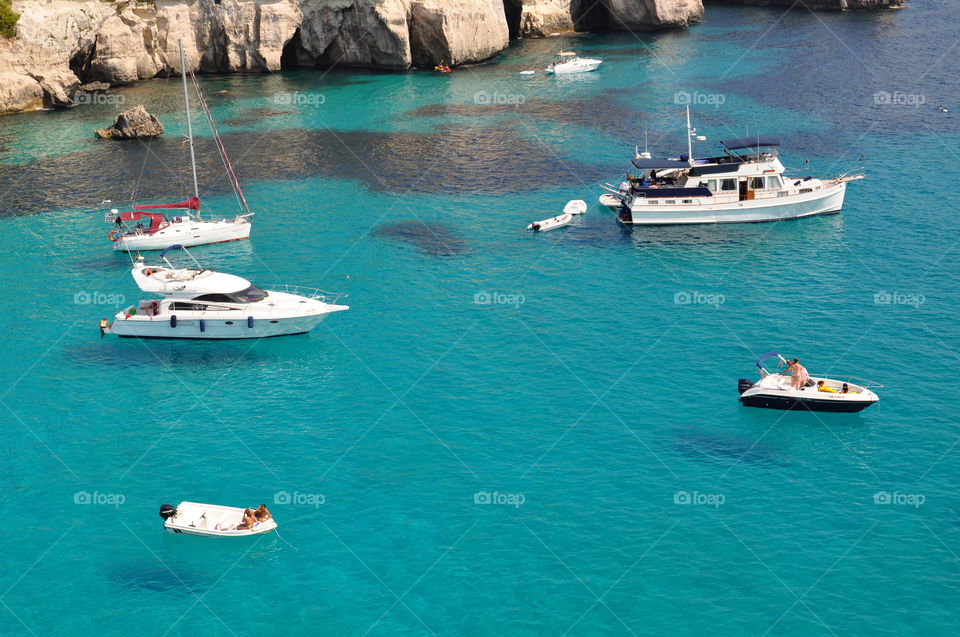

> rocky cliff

[{"left": 0, "top": 0, "right": 902, "bottom": 116}]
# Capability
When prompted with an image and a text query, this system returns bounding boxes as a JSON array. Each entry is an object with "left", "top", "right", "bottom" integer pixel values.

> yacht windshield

[
  {"left": 233, "top": 285, "right": 268, "bottom": 302},
  {"left": 193, "top": 285, "right": 268, "bottom": 304}
]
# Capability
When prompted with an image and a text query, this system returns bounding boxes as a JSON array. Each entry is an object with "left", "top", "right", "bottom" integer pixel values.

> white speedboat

[
  {"left": 607, "top": 108, "right": 864, "bottom": 225},
  {"left": 159, "top": 502, "right": 277, "bottom": 537},
  {"left": 104, "top": 41, "right": 253, "bottom": 251},
  {"left": 106, "top": 245, "right": 348, "bottom": 339},
  {"left": 528, "top": 213, "right": 572, "bottom": 232},
  {"left": 546, "top": 51, "right": 602, "bottom": 74},
  {"left": 738, "top": 352, "right": 880, "bottom": 413}
]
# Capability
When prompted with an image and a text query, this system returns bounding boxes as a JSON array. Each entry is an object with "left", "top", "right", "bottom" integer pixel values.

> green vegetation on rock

[{"left": 0, "top": 0, "right": 20, "bottom": 39}]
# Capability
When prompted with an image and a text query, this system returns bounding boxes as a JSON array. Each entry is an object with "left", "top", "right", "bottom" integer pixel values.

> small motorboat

[
  {"left": 563, "top": 199, "right": 588, "bottom": 215},
  {"left": 546, "top": 51, "right": 603, "bottom": 74},
  {"left": 519, "top": 70, "right": 536, "bottom": 76},
  {"left": 527, "top": 213, "right": 572, "bottom": 232},
  {"left": 159, "top": 502, "right": 277, "bottom": 537},
  {"left": 738, "top": 352, "right": 881, "bottom": 413}
]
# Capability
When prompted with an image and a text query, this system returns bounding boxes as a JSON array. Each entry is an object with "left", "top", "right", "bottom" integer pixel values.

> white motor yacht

[
  {"left": 546, "top": 51, "right": 603, "bottom": 74},
  {"left": 104, "top": 41, "right": 252, "bottom": 251},
  {"left": 106, "top": 245, "right": 348, "bottom": 339},
  {"left": 602, "top": 108, "right": 864, "bottom": 225},
  {"left": 738, "top": 352, "right": 880, "bottom": 413}
]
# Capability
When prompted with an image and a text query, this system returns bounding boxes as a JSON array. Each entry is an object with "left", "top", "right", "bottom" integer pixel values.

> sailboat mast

[{"left": 179, "top": 40, "right": 200, "bottom": 206}]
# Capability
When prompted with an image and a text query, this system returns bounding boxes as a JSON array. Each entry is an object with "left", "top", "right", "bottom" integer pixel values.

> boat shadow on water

[{"left": 66, "top": 338, "right": 295, "bottom": 369}]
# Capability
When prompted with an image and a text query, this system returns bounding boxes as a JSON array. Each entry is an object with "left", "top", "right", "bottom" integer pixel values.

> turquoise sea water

[{"left": 2, "top": 2, "right": 960, "bottom": 634}]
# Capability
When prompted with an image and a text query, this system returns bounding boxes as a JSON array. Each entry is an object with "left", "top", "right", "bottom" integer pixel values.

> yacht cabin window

[
  {"left": 749, "top": 177, "right": 765, "bottom": 190},
  {"left": 766, "top": 176, "right": 782, "bottom": 189},
  {"left": 719, "top": 178, "right": 737, "bottom": 192}
]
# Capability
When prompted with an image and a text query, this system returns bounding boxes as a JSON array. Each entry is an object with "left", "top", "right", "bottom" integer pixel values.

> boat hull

[
  {"left": 619, "top": 182, "right": 847, "bottom": 225},
  {"left": 113, "top": 219, "right": 251, "bottom": 251},
  {"left": 739, "top": 392, "right": 875, "bottom": 412},
  {"left": 110, "top": 311, "right": 340, "bottom": 340}
]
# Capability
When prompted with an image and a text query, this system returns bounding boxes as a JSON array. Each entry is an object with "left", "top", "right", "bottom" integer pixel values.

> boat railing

[
  {"left": 809, "top": 374, "right": 883, "bottom": 389},
  {"left": 265, "top": 285, "right": 346, "bottom": 304}
]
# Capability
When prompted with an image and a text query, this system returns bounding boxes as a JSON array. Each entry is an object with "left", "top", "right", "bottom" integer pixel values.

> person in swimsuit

[
  {"left": 254, "top": 504, "right": 272, "bottom": 522},
  {"left": 784, "top": 358, "right": 810, "bottom": 390},
  {"left": 817, "top": 380, "right": 838, "bottom": 393},
  {"left": 237, "top": 508, "right": 257, "bottom": 530}
]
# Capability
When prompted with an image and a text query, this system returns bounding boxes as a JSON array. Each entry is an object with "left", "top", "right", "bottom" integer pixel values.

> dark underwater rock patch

[
  {"left": 0, "top": 125, "right": 607, "bottom": 217},
  {"left": 372, "top": 221, "right": 468, "bottom": 257}
]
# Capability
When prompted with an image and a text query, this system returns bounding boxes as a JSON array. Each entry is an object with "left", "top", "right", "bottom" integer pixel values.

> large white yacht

[
  {"left": 107, "top": 246, "right": 348, "bottom": 339},
  {"left": 601, "top": 109, "right": 863, "bottom": 225}
]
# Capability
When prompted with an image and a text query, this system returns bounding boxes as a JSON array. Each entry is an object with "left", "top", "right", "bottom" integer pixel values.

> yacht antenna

[
  {"left": 685, "top": 106, "right": 693, "bottom": 163},
  {"left": 179, "top": 40, "right": 200, "bottom": 211}
]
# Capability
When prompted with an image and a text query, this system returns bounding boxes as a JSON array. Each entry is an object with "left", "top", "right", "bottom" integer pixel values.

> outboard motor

[
  {"left": 159, "top": 504, "right": 177, "bottom": 521},
  {"left": 738, "top": 378, "right": 754, "bottom": 395}
]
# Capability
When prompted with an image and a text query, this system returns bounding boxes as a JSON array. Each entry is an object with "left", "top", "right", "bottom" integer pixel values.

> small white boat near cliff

[
  {"left": 546, "top": 51, "right": 603, "bottom": 74},
  {"left": 159, "top": 502, "right": 277, "bottom": 537}
]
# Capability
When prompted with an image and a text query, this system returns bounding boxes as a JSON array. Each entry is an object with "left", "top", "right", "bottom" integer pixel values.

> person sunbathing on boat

[
  {"left": 237, "top": 508, "right": 257, "bottom": 530},
  {"left": 784, "top": 358, "right": 809, "bottom": 390},
  {"left": 254, "top": 504, "right": 272, "bottom": 522},
  {"left": 816, "top": 380, "right": 838, "bottom": 393}
]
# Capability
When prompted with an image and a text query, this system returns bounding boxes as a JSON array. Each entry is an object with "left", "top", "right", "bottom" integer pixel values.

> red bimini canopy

[
  {"left": 132, "top": 196, "right": 200, "bottom": 211},
  {"left": 118, "top": 211, "right": 167, "bottom": 233}
]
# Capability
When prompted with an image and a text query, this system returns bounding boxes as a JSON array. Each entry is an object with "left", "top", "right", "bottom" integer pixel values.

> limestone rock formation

[
  {"left": 94, "top": 104, "right": 164, "bottom": 139},
  {"left": 0, "top": 72, "right": 44, "bottom": 115},
  {"left": 605, "top": 0, "right": 705, "bottom": 30},
  {"left": 297, "top": 0, "right": 412, "bottom": 68},
  {"left": 511, "top": 0, "right": 576, "bottom": 37},
  {"left": 408, "top": 0, "right": 509, "bottom": 66}
]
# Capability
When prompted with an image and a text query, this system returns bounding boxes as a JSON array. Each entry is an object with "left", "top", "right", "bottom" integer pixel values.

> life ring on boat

[
  {"left": 143, "top": 268, "right": 153, "bottom": 276},
  {"left": 108, "top": 230, "right": 122, "bottom": 242}
]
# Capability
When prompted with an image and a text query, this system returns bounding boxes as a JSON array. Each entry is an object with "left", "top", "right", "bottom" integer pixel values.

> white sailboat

[{"left": 104, "top": 40, "right": 252, "bottom": 251}]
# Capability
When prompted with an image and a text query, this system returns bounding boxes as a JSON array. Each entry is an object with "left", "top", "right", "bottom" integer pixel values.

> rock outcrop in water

[
  {"left": 94, "top": 104, "right": 164, "bottom": 140},
  {"left": 0, "top": 0, "right": 905, "bottom": 115}
]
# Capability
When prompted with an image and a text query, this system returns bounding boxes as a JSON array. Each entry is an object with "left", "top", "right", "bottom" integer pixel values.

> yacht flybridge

[
  {"left": 601, "top": 108, "right": 864, "bottom": 225},
  {"left": 104, "top": 41, "right": 252, "bottom": 251},
  {"left": 106, "top": 246, "right": 348, "bottom": 339}
]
